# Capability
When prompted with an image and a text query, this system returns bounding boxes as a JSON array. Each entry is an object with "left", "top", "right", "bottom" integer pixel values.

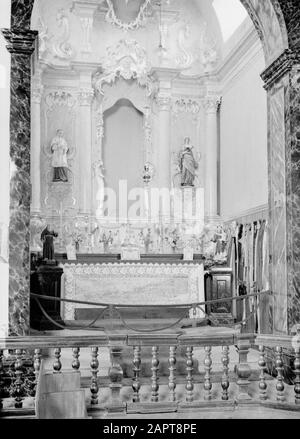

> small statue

[
  {"left": 179, "top": 137, "right": 199, "bottom": 187},
  {"left": 41, "top": 225, "right": 58, "bottom": 261},
  {"left": 50, "top": 129, "right": 69, "bottom": 182}
]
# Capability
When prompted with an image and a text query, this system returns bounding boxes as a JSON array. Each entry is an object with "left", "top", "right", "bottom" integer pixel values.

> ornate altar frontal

[{"left": 60, "top": 260, "right": 205, "bottom": 321}]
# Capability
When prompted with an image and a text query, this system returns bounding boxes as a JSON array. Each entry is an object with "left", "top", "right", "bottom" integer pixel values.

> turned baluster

[
  {"left": 258, "top": 345, "right": 267, "bottom": 401},
  {"left": 132, "top": 346, "right": 141, "bottom": 403},
  {"left": 236, "top": 339, "right": 252, "bottom": 401},
  {"left": 294, "top": 346, "right": 300, "bottom": 405},
  {"left": 90, "top": 347, "right": 99, "bottom": 405},
  {"left": 168, "top": 346, "right": 177, "bottom": 402},
  {"left": 151, "top": 346, "right": 159, "bottom": 403},
  {"left": 275, "top": 346, "right": 285, "bottom": 402},
  {"left": 221, "top": 346, "right": 230, "bottom": 401},
  {"left": 14, "top": 349, "right": 23, "bottom": 409},
  {"left": 186, "top": 346, "right": 194, "bottom": 403},
  {"left": 204, "top": 346, "right": 212, "bottom": 401},
  {"left": 0, "top": 350, "right": 3, "bottom": 410},
  {"left": 53, "top": 348, "right": 62, "bottom": 373},
  {"left": 33, "top": 349, "right": 42, "bottom": 397},
  {"left": 72, "top": 347, "right": 80, "bottom": 371},
  {"left": 108, "top": 346, "right": 124, "bottom": 411}
]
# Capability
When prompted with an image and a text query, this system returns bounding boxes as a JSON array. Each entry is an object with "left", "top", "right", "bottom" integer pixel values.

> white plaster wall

[
  {"left": 0, "top": 0, "right": 11, "bottom": 335},
  {"left": 220, "top": 46, "right": 268, "bottom": 220}
]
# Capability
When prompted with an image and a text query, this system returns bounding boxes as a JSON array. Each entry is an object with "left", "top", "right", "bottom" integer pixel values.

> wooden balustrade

[
  {"left": 258, "top": 345, "right": 267, "bottom": 401},
  {"left": 53, "top": 348, "right": 62, "bottom": 373},
  {"left": 168, "top": 346, "right": 177, "bottom": 402},
  {"left": 221, "top": 346, "right": 230, "bottom": 401},
  {"left": 33, "top": 348, "right": 41, "bottom": 398},
  {"left": 108, "top": 346, "right": 124, "bottom": 412},
  {"left": 185, "top": 346, "right": 194, "bottom": 403},
  {"left": 236, "top": 338, "right": 252, "bottom": 401},
  {"left": 0, "top": 332, "right": 300, "bottom": 416},
  {"left": 72, "top": 347, "right": 80, "bottom": 371},
  {"left": 275, "top": 346, "right": 285, "bottom": 403},
  {"left": 90, "top": 347, "right": 99, "bottom": 405},
  {"left": 204, "top": 346, "right": 212, "bottom": 401},
  {"left": 151, "top": 346, "right": 159, "bottom": 403},
  {"left": 14, "top": 349, "right": 23, "bottom": 409},
  {"left": 132, "top": 346, "right": 141, "bottom": 403},
  {"left": 294, "top": 346, "right": 300, "bottom": 405}
]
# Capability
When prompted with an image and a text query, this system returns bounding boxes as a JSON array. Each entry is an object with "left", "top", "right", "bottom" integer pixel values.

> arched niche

[{"left": 94, "top": 78, "right": 153, "bottom": 178}]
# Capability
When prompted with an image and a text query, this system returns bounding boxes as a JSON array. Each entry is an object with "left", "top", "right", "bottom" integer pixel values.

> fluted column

[
  {"left": 31, "top": 73, "right": 43, "bottom": 215},
  {"left": 78, "top": 87, "right": 94, "bottom": 215},
  {"left": 204, "top": 96, "right": 221, "bottom": 221}
]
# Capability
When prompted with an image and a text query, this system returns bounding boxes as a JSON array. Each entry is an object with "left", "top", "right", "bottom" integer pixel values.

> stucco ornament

[
  {"left": 53, "top": 8, "right": 74, "bottom": 59},
  {"left": 105, "top": 0, "right": 153, "bottom": 31},
  {"left": 94, "top": 39, "right": 155, "bottom": 95}
]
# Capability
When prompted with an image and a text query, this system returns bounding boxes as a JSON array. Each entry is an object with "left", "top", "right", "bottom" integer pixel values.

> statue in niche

[
  {"left": 50, "top": 129, "right": 69, "bottom": 183},
  {"left": 41, "top": 225, "right": 58, "bottom": 261},
  {"left": 179, "top": 137, "right": 199, "bottom": 187}
]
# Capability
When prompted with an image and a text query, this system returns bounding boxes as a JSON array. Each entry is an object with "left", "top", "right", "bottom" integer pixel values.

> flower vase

[{"left": 75, "top": 242, "right": 79, "bottom": 252}]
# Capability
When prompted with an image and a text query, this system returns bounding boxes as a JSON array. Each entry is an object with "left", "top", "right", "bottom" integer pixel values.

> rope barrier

[{"left": 31, "top": 290, "right": 271, "bottom": 333}]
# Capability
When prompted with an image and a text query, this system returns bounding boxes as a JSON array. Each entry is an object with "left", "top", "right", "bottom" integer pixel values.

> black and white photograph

[{"left": 0, "top": 0, "right": 300, "bottom": 427}]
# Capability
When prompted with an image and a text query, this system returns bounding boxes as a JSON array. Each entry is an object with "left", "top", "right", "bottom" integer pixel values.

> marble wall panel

[
  {"left": 269, "top": 84, "right": 288, "bottom": 334},
  {"left": 286, "top": 66, "right": 300, "bottom": 330}
]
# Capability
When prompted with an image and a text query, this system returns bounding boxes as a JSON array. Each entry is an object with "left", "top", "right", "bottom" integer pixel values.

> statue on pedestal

[
  {"left": 41, "top": 225, "right": 58, "bottom": 261},
  {"left": 50, "top": 129, "right": 69, "bottom": 183},
  {"left": 179, "top": 137, "right": 199, "bottom": 187}
]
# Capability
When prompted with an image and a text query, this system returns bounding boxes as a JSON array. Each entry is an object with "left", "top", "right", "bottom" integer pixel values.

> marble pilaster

[
  {"left": 262, "top": 51, "right": 300, "bottom": 334},
  {"left": 1, "top": 28, "right": 38, "bottom": 336}
]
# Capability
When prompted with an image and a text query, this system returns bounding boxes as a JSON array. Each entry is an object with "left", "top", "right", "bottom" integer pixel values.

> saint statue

[
  {"left": 50, "top": 129, "right": 69, "bottom": 182},
  {"left": 179, "top": 137, "right": 198, "bottom": 187},
  {"left": 41, "top": 225, "right": 58, "bottom": 261}
]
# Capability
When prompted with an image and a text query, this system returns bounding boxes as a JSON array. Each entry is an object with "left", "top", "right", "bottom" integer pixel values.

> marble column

[
  {"left": 261, "top": 50, "right": 300, "bottom": 334},
  {"left": 204, "top": 96, "right": 221, "bottom": 222},
  {"left": 31, "top": 72, "right": 43, "bottom": 216},
  {"left": 78, "top": 86, "right": 94, "bottom": 216},
  {"left": 1, "top": 28, "right": 38, "bottom": 336}
]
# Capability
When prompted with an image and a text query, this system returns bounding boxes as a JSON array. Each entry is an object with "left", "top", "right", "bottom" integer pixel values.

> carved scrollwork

[{"left": 93, "top": 39, "right": 155, "bottom": 96}]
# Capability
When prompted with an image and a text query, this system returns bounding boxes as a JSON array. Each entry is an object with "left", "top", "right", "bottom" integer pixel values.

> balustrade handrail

[{"left": 1, "top": 328, "right": 297, "bottom": 351}]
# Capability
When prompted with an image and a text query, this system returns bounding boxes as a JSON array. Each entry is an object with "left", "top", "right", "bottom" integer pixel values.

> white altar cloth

[{"left": 60, "top": 262, "right": 205, "bottom": 320}]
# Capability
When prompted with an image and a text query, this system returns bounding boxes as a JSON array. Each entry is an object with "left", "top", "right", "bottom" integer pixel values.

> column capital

[
  {"left": 261, "top": 48, "right": 300, "bottom": 90},
  {"left": 203, "top": 95, "right": 222, "bottom": 114},
  {"left": 78, "top": 87, "right": 94, "bottom": 105},
  {"left": 32, "top": 85, "right": 44, "bottom": 104},
  {"left": 156, "top": 93, "right": 172, "bottom": 111},
  {"left": 1, "top": 29, "right": 38, "bottom": 55}
]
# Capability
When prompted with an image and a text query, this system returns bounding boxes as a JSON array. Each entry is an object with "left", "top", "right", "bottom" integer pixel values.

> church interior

[{"left": 0, "top": 0, "right": 300, "bottom": 420}]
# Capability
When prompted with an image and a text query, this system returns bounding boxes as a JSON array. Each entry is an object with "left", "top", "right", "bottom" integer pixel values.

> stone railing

[{"left": 0, "top": 328, "right": 300, "bottom": 418}]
